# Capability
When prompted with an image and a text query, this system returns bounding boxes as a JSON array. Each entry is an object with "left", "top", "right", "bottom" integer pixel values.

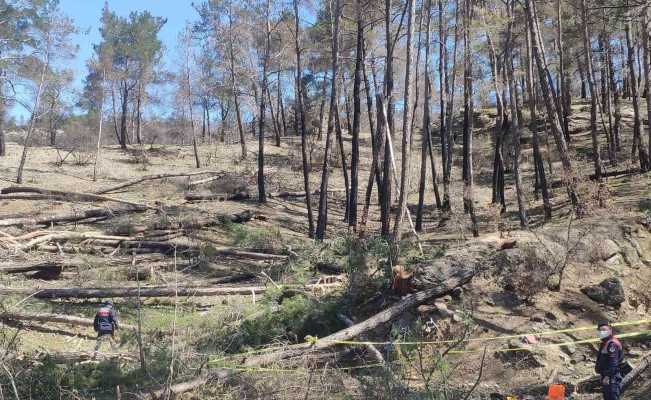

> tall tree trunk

[
  {"left": 278, "top": 71, "right": 287, "bottom": 139},
  {"left": 315, "top": 0, "right": 342, "bottom": 240},
  {"left": 380, "top": 0, "right": 395, "bottom": 237},
  {"left": 462, "top": 0, "right": 479, "bottom": 237},
  {"left": 120, "top": 82, "right": 128, "bottom": 150},
  {"left": 229, "top": 5, "right": 247, "bottom": 160},
  {"left": 136, "top": 86, "right": 143, "bottom": 145},
  {"left": 185, "top": 53, "right": 201, "bottom": 169},
  {"left": 93, "top": 69, "right": 106, "bottom": 182},
  {"left": 335, "top": 96, "right": 351, "bottom": 222},
  {"left": 600, "top": 31, "right": 616, "bottom": 163},
  {"left": 317, "top": 72, "right": 328, "bottom": 141},
  {"left": 578, "top": 60, "right": 587, "bottom": 100},
  {"left": 439, "top": 0, "right": 452, "bottom": 212},
  {"left": 580, "top": 0, "right": 603, "bottom": 181},
  {"left": 610, "top": 39, "right": 622, "bottom": 153},
  {"left": 485, "top": 24, "right": 506, "bottom": 212},
  {"left": 17, "top": 54, "right": 48, "bottom": 184},
  {"left": 257, "top": 0, "right": 272, "bottom": 203},
  {"left": 293, "top": 0, "right": 315, "bottom": 237},
  {"left": 0, "top": 99, "right": 5, "bottom": 157},
  {"left": 524, "top": 0, "right": 582, "bottom": 215},
  {"left": 392, "top": 0, "right": 416, "bottom": 242},
  {"left": 268, "top": 88, "right": 281, "bottom": 147},
  {"left": 416, "top": 0, "right": 436, "bottom": 231},
  {"left": 349, "top": 0, "right": 364, "bottom": 230},
  {"left": 505, "top": 0, "right": 527, "bottom": 228},
  {"left": 557, "top": 0, "right": 571, "bottom": 139},
  {"left": 360, "top": 43, "right": 382, "bottom": 233},
  {"left": 642, "top": 7, "right": 651, "bottom": 172},
  {"left": 626, "top": 18, "right": 650, "bottom": 170},
  {"left": 525, "top": 14, "right": 551, "bottom": 221},
  {"left": 410, "top": 5, "right": 425, "bottom": 137}
]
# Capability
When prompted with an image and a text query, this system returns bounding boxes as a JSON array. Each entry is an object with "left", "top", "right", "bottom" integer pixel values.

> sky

[{"left": 11, "top": 0, "right": 200, "bottom": 120}]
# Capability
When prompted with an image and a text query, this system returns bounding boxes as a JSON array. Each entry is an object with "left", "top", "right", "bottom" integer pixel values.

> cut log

[
  {"left": 1, "top": 311, "right": 136, "bottom": 330},
  {"left": 143, "top": 370, "right": 235, "bottom": 400},
  {"left": 0, "top": 282, "right": 340, "bottom": 299},
  {"left": 184, "top": 191, "right": 250, "bottom": 202},
  {"left": 0, "top": 206, "right": 146, "bottom": 228},
  {"left": 337, "top": 313, "right": 385, "bottom": 363},
  {"left": 267, "top": 189, "right": 346, "bottom": 199},
  {"left": 622, "top": 351, "right": 651, "bottom": 391},
  {"left": 17, "top": 231, "right": 136, "bottom": 251},
  {"left": 0, "top": 186, "right": 151, "bottom": 209},
  {"left": 0, "top": 262, "right": 63, "bottom": 274},
  {"left": 36, "top": 351, "right": 136, "bottom": 363},
  {"left": 96, "top": 171, "right": 220, "bottom": 194},
  {"left": 187, "top": 174, "right": 227, "bottom": 187},
  {"left": 244, "top": 266, "right": 477, "bottom": 366}
]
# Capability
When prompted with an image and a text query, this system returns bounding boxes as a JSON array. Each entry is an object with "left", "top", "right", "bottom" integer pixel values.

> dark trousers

[{"left": 602, "top": 375, "right": 621, "bottom": 400}]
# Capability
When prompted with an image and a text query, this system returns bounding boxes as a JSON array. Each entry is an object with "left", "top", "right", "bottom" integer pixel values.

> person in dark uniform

[
  {"left": 93, "top": 300, "right": 119, "bottom": 353},
  {"left": 595, "top": 321, "right": 624, "bottom": 400}
]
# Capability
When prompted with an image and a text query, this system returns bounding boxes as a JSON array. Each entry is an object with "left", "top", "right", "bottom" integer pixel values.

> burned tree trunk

[
  {"left": 524, "top": 0, "right": 582, "bottom": 215},
  {"left": 293, "top": 0, "right": 315, "bottom": 237},
  {"left": 580, "top": 0, "right": 603, "bottom": 181},
  {"left": 462, "top": 0, "right": 479, "bottom": 236},
  {"left": 315, "top": 0, "right": 342, "bottom": 240}
]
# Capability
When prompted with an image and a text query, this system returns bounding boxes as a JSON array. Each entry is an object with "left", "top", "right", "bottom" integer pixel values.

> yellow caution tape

[
  {"left": 447, "top": 330, "right": 651, "bottom": 354},
  {"left": 320, "top": 318, "right": 651, "bottom": 347},
  {"left": 206, "top": 330, "right": 651, "bottom": 374}
]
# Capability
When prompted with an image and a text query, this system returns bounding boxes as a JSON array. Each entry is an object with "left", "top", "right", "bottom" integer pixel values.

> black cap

[{"left": 597, "top": 320, "right": 610, "bottom": 329}]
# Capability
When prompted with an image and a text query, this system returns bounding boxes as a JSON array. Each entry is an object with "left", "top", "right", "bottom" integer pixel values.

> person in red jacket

[
  {"left": 595, "top": 321, "right": 624, "bottom": 400},
  {"left": 93, "top": 300, "right": 119, "bottom": 354}
]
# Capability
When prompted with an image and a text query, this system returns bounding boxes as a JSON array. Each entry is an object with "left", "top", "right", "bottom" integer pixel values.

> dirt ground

[{"left": 0, "top": 98, "right": 650, "bottom": 399}]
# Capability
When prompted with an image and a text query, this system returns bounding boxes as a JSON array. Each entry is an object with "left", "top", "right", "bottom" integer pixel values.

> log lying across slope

[
  {"left": 96, "top": 171, "right": 221, "bottom": 194},
  {"left": 0, "top": 282, "right": 341, "bottom": 299},
  {"left": 0, "top": 186, "right": 151, "bottom": 209},
  {"left": 1, "top": 311, "right": 136, "bottom": 331},
  {"left": 0, "top": 205, "right": 146, "bottom": 228},
  {"left": 143, "top": 369, "right": 235, "bottom": 400},
  {"left": 244, "top": 242, "right": 495, "bottom": 366}
]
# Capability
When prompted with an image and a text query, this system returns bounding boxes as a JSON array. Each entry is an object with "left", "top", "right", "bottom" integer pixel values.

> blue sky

[
  {"left": 63, "top": 0, "right": 198, "bottom": 84},
  {"left": 12, "top": 0, "right": 200, "bottom": 119}
]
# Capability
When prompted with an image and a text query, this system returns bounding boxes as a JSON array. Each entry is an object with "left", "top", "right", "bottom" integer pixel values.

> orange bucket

[{"left": 547, "top": 384, "right": 565, "bottom": 400}]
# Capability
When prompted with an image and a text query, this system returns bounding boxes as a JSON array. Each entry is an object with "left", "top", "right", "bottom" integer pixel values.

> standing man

[
  {"left": 93, "top": 299, "right": 119, "bottom": 354},
  {"left": 595, "top": 321, "right": 624, "bottom": 400}
]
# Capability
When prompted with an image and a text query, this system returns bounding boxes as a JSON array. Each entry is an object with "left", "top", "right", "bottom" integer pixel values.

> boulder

[{"left": 580, "top": 277, "right": 625, "bottom": 306}]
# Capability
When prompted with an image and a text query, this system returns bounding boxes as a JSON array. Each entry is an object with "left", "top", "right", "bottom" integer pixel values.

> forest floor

[{"left": 0, "top": 98, "right": 650, "bottom": 399}]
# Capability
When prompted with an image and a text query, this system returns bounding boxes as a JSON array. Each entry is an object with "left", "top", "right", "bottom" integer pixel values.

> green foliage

[
  {"left": 222, "top": 220, "right": 283, "bottom": 251},
  {"left": 237, "top": 293, "right": 344, "bottom": 349}
]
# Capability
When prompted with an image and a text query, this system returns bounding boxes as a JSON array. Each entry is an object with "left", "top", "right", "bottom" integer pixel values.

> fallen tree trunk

[
  {"left": 36, "top": 351, "right": 136, "bottom": 364},
  {"left": 0, "top": 282, "right": 340, "bottom": 299},
  {"left": 184, "top": 192, "right": 250, "bottom": 202},
  {"left": 267, "top": 189, "right": 347, "bottom": 199},
  {"left": 1, "top": 311, "right": 136, "bottom": 330},
  {"left": 623, "top": 351, "right": 651, "bottom": 391},
  {"left": 0, "top": 262, "right": 64, "bottom": 274},
  {"left": 96, "top": 171, "right": 220, "bottom": 194},
  {"left": 244, "top": 266, "right": 477, "bottom": 366},
  {"left": 18, "top": 231, "right": 136, "bottom": 251},
  {"left": 573, "top": 353, "right": 650, "bottom": 394},
  {"left": 536, "top": 168, "right": 642, "bottom": 191},
  {"left": 0, "top": 206, "right": 146, "bottom": 228},
  {"left": 337, "top": 313, "right": 385, "bottom": 363},
  {"left": 187, "top": 174, "right": 227, "bottom": 187},
  {"left": 0, "top": 186, "right": 150, "bottom": 209},
  {"left": 143, "top": 370, "right": 235, "bottom": 400}
]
